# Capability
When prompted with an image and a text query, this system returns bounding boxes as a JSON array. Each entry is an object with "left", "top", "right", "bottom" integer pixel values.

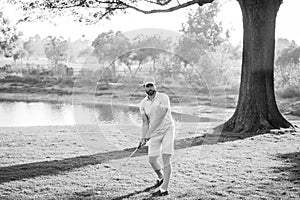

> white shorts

[{"left": 148, "top": 128, "right": 175, "bottom": 157}]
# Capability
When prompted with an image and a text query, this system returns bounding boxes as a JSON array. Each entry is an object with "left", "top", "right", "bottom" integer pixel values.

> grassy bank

[
  {"left": 0, "top": 77, "right": 240, "bottom": 111},
  {"left": 1, "top": 85, "right": 300, "bottom": 122}
]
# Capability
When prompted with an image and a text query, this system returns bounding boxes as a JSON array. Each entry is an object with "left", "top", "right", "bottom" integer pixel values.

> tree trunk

[
  {"left": 125, "top": 64, "right": 132, "bottom": 74},
  {"left": 133, "top": 60, "right": 143, "bottom": 77},
  {"left": 111, "top": 61, "right": 117, "bottom": 77},
  {"left": 153, "top": 58, "right": 156, "bottom": 72},
  {"left": 221, "top": 0, "right": 293, "bottom": 133}
]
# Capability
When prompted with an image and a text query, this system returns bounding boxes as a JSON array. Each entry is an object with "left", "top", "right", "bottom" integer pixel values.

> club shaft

[{"left": 103, "top": 147, "right": 139, "bottom": 187}]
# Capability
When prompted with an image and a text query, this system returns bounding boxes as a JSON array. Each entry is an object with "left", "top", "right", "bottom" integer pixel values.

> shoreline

[
  {"left": 0, "top": 79, "right": 240, "bottom": 108},
  {"left": 1, "top": 84, "right": 300, "bottom": 129},
  {"left": 1, "top": 90, "right": 300, "bottom": 115},
  {"left": 1, "top": 91, "right": 300, "bottom": 128}
]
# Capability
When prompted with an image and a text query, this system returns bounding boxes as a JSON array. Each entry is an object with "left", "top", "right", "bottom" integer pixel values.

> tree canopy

[
  {"left": 44, "top": 36, "right": 69, "bottom": 67},
  {"left": 181, "top": 1, "right": 223, "bottom": 48}
]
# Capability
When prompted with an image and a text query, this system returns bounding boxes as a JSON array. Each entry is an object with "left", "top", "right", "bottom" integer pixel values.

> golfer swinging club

[{"left": 139, "top": 77, "right": 175, "bottom": 197}]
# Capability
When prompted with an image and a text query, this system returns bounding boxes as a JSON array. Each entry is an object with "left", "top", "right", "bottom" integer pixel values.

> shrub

[
  {"left": 276, "top": 87, "right": 300, "bottom": 98},
  {"left": 275, "top": 63, "right": 300, "bottom": 98}
]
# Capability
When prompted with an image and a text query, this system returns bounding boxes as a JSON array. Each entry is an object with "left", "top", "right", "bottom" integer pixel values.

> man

[{"left": 139, "top": 77, "right": 175, "bottom": 197}]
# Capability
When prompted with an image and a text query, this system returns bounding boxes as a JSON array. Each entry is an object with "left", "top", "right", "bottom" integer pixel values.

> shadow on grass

[
  {"left": 273, "top": 151, "right": 300, "bottom": 184},
  {"left": 0, "top": 131, "right": 258, "bottom": 184},
  {"left": 74, "top": 184, "right": 158, "bottom": 200},
  {"left": 0, "top": 147, "right": 148, "bottom": 184},
  {"left": 109, "top": 185, "right": 156, "bottom": 200}
]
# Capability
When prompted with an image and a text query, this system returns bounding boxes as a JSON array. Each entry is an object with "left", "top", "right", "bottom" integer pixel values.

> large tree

[
  {"left": 12, "top": 0, "right": 294, "bottom": 133},
  {"left": 92, "top": 30, "right": 131, "bottom": 76},
  {"left": 223, "top": 0, "right": 292, "bottom": 133},
  {"left": 44, "top": 36, "right": 69, "bottom": 68},
  {"left": 130, "top": 34, "right": 171, "bottom": 74}
]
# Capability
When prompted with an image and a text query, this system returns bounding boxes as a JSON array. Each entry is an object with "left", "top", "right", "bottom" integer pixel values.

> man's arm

[
  {"left": 141, "top": 113, "right": 149, "bottom": 139},
  {"left": 138, "top": 113, "right": 150, "bottom": 147}
]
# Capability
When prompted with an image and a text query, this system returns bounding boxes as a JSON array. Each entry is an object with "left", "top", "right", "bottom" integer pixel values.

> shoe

[
  {"left": 152, "top": 190, "right": 169, "bottom": 197},
  {"left": 153, "top": 179, "right": 164, "bottom": 188}
]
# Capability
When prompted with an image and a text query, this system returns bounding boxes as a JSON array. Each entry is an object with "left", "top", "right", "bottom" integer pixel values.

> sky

[{"left": 2, "top": 0, "right": 300, "bottom": 45}]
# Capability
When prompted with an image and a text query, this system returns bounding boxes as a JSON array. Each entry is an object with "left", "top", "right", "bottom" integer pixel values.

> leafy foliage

[
  {"left": 175, "top": 1, "right": 225, "bottom": 67},
  {"left": 275, "top": 42, "right": 300, "bottom": 98},
  {"left": 276, "top": 38, "right": 294, "bottom": 56},
  {"left": 175, "top": 34, "right": 205, "bottom": 65},
  {"left": 121, "top": 34, "right": 172, "bottom": 74},
  {"left": 12, "top": 48, "right": 28, "bottom": 62},
  {"left": 78, "top": 46, "right": 93, "bottom": 58},
  {"left": 0, "top": 11, "right": 18, "bottom": 57},
  {"left": 66, "top": 39, "right": 91, "bottom": 62},
  {"left": 276, "top": 44, "right": 300, "bottom": 67},
  {"left": 44, "top": 36, "right": 69, "bottom": 67},
  {"left": 23, "top": 35, "right": 45, "bottom": 58},
  {"left": 181, "top": 1, "right": 223, "bottom": 48},
  {"left": 92, "top": 30, "right": 131, "bottom": 64}
]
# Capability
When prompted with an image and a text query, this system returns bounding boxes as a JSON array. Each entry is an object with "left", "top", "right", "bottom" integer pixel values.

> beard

[{"left": 146, "top": 89, "right": 156, "bottom": 96}]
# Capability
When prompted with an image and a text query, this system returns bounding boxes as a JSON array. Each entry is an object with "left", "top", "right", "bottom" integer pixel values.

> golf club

[
  {"left": 95, "top": 138, "right": 153, "bottom": 196},
  {"left": 101, "top": 142, "right": 143, "bottom": 189}
]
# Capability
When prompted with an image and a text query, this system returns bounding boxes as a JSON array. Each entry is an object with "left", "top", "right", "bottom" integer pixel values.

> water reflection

[
  {"left": 94, "top": 104, "right": 141, "bottom": 124},
  {"left": 0, "top": 101, "right": 207, "bottom": 127},
  {"left": 0, "top": 102, "right": 90, "bottom": 127}
]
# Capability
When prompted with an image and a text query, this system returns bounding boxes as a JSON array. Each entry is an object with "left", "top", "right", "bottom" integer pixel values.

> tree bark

[{"left": 221, "top": 0, "right": 293, "bottom": 133}]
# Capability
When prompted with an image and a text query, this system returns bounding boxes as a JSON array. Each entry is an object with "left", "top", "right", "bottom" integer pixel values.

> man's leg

[
  {"left": 149, "top": 156, "right": 163, "bottom": 179},
  {"left": 161, "top": 153, "right": 172, "bottom": 191},
  {"left": 160, "top": 128, "right": 175, "bottom": 192},
  {"left": 148, "top": 135, "right": 164, "bottom": 180}
]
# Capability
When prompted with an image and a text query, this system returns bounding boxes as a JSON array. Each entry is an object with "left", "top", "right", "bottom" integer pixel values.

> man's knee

[{"left": 148, "top": 156, "right": 159, "bottom": 165}]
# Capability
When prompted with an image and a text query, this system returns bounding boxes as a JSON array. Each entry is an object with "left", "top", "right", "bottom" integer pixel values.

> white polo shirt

[{"left": 139, "top": 92, "right": 175, "bottom": 136}]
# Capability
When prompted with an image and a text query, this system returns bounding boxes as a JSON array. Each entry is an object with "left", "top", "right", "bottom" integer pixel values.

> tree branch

[
  {"left": 118, "top": 0, "right": 214, "bottom": 14},
  {"left": 42, "top": 0, "right": 214, "bottom": 14},
  {"left": 13, "top": 0, "right": 215, "bottom": 23},
  {"left": 143, "top": 0, "right": 173, "bottom": 6}
]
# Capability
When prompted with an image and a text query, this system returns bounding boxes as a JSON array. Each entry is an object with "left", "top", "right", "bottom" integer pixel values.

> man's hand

[{"left": 138, "top": 137, "right": 150, "bottom": 148}]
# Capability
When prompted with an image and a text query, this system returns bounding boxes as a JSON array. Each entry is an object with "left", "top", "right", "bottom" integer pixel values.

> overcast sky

[{"left": 3, "top": 0, "right": 300, "bottom": 45}]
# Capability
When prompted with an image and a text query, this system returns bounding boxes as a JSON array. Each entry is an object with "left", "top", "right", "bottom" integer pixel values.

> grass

[{"left": 1, "top": 124, "right": 300, "bottom": 199}]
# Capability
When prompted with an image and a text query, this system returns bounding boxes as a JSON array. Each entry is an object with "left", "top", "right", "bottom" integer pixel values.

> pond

[{"left": 0, "top": 101, "right": 212, "bottom": 127}]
